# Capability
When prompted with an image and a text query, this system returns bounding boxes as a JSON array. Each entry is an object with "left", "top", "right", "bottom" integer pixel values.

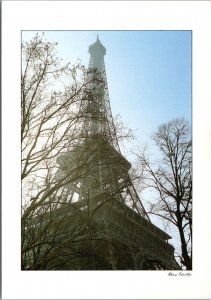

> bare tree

[
  {"left": 21, "top": 34, "right": 107, "bottom": 212},
  {"left": 21, "top": 34, "right": 134, "bottom": 270},
  {"left": 21, "top": 33, "right": 105, "bottom": 268},
  {"left": 135, "top": 118, "right": 192, "bottom": 270}
]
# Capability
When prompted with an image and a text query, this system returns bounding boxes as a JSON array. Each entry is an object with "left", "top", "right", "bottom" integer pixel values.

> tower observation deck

[{"left": 54, "top": 37, "right": 180, "bottom": 270}]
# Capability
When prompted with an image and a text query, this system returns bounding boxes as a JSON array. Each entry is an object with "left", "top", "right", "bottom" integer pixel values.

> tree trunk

[{"left": 177, "top": 219, "right": 192, "bottom": 270}]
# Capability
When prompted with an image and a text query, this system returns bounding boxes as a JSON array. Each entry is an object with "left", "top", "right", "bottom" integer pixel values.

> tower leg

[
  {"left": 134, "top": 252, "right": 145, "bottom": 270},
  {"left": 108, "top": 243, "right": 117, "bottom": 270}
]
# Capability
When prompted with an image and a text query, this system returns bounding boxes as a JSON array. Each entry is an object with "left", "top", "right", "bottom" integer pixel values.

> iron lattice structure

[{"left": 55, "top": 37, "right": 180, "bottom": 270}]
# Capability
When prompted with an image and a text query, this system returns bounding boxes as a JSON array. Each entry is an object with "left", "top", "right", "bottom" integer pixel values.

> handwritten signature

[{"left": 168, "top": 271, "right": 192, "bottom": 277}]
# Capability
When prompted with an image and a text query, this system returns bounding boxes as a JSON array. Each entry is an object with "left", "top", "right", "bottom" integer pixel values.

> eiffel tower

[{"left": 56, "top": 37, "right": 180, "bottom": 270}]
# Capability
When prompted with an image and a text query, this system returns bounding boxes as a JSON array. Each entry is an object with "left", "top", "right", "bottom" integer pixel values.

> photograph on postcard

[{"left": 21, "top": 30, "right": 192, "bottom": 271}]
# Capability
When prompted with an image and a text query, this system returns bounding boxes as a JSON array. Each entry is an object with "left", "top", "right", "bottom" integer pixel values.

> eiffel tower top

[
  {"left": 88, "top": 36, "right": 106, "bottom": 70},
  {"left": 89, "top": 35, "right": 106, "bottom": 57}
]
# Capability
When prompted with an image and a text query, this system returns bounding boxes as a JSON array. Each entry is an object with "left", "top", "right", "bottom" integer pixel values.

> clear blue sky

[{"left": 22, "top": 30, "right": 191, "bottom": 146}]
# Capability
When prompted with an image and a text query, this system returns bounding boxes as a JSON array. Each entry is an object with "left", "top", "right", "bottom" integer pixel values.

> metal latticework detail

[
  {"left": 55, "top": 37, "right": 180, "bottom": 270},
  {"left": 69, "top": 36, "right": 148, "bottom": 219},
  {"left": 78, "top": 36, "right": 120, "bottom": 151}
]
